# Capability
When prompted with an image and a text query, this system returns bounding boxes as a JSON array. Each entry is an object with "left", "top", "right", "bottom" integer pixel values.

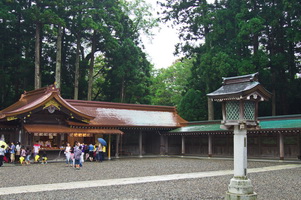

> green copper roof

[
  {"left": 170, "top": 118, "right": 301, "bottom": 133},
  {"left": 260, "top": 119, "right": 301, "bottom": 129}
]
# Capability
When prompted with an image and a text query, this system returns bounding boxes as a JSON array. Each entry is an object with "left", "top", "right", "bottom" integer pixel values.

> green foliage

[
  {"left": 161, "top": 0, "right": 301, "bottom": 119},
  {"left": 150, "top": 58, "right": 193, "bottom": 106},
  {"left": 177, "top": 88, "right": 207, "bottom": 121},
  {"left": 0, "top": 0, "right": 155, "bottom": 108}
]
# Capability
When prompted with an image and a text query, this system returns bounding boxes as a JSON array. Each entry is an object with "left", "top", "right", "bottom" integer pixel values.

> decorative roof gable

[
  {"left": 207, "top": 72, "right": 272, "bottom": 102},
  {"left": 0, "top": 85, "right": 94, "bottom": 122}
]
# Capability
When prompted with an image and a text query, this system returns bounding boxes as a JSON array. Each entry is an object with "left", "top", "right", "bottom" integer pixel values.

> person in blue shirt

[{"left": 10, "top": 142, "right": 15, "bottom": 163}]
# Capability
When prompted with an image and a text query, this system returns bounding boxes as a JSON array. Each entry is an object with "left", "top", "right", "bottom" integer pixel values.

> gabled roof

[
  {"left": 0, "top": 85, "right": 187, "bottom": 128},
  {"left": 66, "top": 99, "right": 187, "bottom": 128},
  {"left": 0, "top": 85, "right": 94, "bottom": 122},
  {"left": 207, "top": 73, "right": 272, "bottom": 101}
]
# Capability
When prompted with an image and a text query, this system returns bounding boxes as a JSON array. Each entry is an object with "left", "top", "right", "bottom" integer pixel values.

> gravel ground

[{"left": 0, "top": 157, "right": 300, "bottom": 200}]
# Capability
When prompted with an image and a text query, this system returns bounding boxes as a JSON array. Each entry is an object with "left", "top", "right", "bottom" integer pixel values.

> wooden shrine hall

[{"left": 0, "top": 85, "right": 186, "bottom": 159}]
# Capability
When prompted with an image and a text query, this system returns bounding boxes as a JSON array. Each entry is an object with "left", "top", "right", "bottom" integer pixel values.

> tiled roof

[
  {"left": 207, "top": 73, "right": 271, "bottom": 101},
  {"left": 66, "top": 99, "right": 187, "bottom": 128},
  {"left": 0, "top": 85, "right": 187, "bottom": 128}
]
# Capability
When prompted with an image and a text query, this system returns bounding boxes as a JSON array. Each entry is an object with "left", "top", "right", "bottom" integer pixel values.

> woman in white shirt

[
  {"left": 15, "top": 142, "right": 21, "bottom": 163},
  {"left": 0, "top": 145, "right": 6, "bottom": 167},
  {"left": 64, "top": 143, "right": 71, "bottom": 167}
]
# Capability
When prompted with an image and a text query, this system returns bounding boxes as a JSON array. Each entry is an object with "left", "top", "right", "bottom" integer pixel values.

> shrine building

[
  {"left": 0, "top": 85, "right": 186, "bottom": 159},
  {"left": 0, "top": 83, "right": 300, "bottom": 160}
]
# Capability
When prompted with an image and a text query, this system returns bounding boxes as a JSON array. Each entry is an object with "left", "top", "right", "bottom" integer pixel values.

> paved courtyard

[{"left": 0, "top": 157, "right": 300, "bottom": 200}]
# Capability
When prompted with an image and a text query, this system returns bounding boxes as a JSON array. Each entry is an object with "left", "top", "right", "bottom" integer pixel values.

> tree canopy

[
  {"left": 159, "top": 0, "right": 301, "bottom": 120},
  {"left": 1, "top": 0, "right": 301, "bottom": 122},
  {"left": 0, "top": 0, "right": 155, "bottom": 109}
]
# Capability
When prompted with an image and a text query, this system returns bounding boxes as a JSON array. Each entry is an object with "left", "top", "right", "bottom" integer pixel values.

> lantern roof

[{"left": 207, "top": 72, "right": 271, "bottom": 101}]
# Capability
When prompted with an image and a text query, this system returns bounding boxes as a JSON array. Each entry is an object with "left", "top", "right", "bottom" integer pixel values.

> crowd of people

[
  {"left": 65, "top": 141, "right": 106, "bottom": 170},
  {"left": 0, "top": 141, "right": 49, "bottom": 166},
  {"left": 0, "top": 140, "right": 106, "bottom": 169}
]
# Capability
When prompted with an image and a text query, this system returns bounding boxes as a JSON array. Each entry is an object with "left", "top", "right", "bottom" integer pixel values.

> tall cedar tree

[{"left": 160, "top": 0, "right": 301, "bottom": 120}]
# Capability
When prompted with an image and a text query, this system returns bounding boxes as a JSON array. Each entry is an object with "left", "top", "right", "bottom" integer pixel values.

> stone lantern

[{"left": 207, "top": 72, "right": 271, "bottom": 200}]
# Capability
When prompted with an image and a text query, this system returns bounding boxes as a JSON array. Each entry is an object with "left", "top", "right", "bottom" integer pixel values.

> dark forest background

[{"left": 1, "top": 0, "right": 301, "bottom": 121}]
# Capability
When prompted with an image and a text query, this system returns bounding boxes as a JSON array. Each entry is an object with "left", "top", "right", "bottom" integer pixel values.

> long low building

[
  {"left": 0, "top": 85, "right": 300, "bottom": 160},
  {"left": 166, "top": 115, "right": 301, "bottom": 160},
  {"left": 0, "top": 85, "right": 186, "bottom": 158}
]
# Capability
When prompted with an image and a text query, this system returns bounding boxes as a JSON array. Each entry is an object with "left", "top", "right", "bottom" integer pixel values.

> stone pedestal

[
  {"left": 226, "top": 177, "right": 257, "bottom": 200},
  {"left": 225, "top": 126, "right": 257, "bottom": 200}
]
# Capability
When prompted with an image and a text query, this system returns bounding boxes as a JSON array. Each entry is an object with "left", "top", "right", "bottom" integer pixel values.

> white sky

[
  {"left": 141, "top": 0, "right": 214, "bottom": 69},
  {"left": 141, "top": 0, "right": 181, "bottom": 69}
]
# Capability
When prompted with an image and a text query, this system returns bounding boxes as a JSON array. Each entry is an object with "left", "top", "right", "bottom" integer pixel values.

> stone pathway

[{"left": 0, "top": 163, "right": 300, "bottom": 196}]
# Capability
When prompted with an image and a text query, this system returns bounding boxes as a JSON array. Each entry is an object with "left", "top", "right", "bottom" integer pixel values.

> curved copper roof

[
  {"left": 0, "top": 85, "right": 187, "bottom": 128},
  {"left": 0, "top": 85, "right": 94, "bottom": 121},
  {"left": 66, "top": 99, "right": 187, "bottom": 128}
]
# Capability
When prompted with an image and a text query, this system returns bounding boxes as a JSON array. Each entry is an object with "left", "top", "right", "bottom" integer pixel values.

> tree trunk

[
  {"left": 55, "top": 25, "right": 63, "bottom": 89},
  {"left": 252, "top": 0, "right": 259, "bottom": 54},
  {"left": 35, "top": 23, "right": 41, "bottom": 89},
  {"left": 207, "top": 98, "right": 214, "bottom": 120},
  {"left": 120, "top": 77, "right": 125, "bottom": 103},
  {"left": 74, "top": 34, "right": 80, "bottom": 100},
  {"left": 87, "top": 31, "right": 96, "bottom": 101}
]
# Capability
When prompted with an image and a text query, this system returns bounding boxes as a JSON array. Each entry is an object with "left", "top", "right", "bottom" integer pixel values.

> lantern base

[{"left": 225, "top": 177, "right": 257, "bottom": 200}]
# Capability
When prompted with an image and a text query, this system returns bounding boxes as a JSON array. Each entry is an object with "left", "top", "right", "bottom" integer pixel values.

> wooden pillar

[
  {"left": 181, "top": 135, "right": 185, "bottom": 155},
  {"left": 279, "top": 133, "right": 284, "bottom": 160},
  {"left": 165, "top": 136, "right": 169, "bottom": 155},
  {"left": 160, "top": 135, "right": 165, "bottom": 155},
  {"left": 120, "top": 134, "right": 123, "bottom": 156},
  {"left": 258, "top": 134, "right": 262, "bottom": 156},
  {"left": 139, "top": 131, "right": 143, "bottom": 157},
  {"left": 56, "top": 134, "right": 61, "bottom": 147},
  {"left": 208, "top": 134, "right": 212, "bottom": 157},
  {"left": 298, "top": 134, "right": 301, "bottom": 160},
  {"left": 115, "top": 134, "right": 120, "bottom": 158},
  {"left": 108, "top": 134, "right": 111, "bottom": 160},
  {"left": 18, "top": 128, "right": 22, "bottom": 144}
]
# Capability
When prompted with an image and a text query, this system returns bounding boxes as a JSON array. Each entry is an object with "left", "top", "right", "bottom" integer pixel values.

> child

[
  {"left": 25, "top": 147, "right": 31, "bottom": 165},
  {"left": 19, "top": 156, "right": 25, "bottom": 165},
  {"left": 20, "top": 146, "right": 26, "bottom": 165},
  {"left": 41, "top": 151, "right": 47, "bottom": 164},
  {"left": 34, "top": 154, "right": 40, "bottom": 163}
]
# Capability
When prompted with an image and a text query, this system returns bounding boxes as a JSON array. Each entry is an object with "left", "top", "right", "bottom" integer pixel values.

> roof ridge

[
  {"left": 222, "top": 72, "right": 258, "bottom": 85},
  {"left": 22, "top": 84, "right": 58, "bottom": 98},
  {"left": 66, "top": 99, "right": 177, "bottom": 112}
]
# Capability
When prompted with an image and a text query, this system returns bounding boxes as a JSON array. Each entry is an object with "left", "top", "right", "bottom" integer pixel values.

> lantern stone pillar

[
  {"left": 207, "top": 73, "right": 271, "bottom": 200},
  {"left": 225, "top": 125, "right": 256, "bottom": 200},
  {"left": 233, "top": 126, "right": 247, "bottom": 177}
]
